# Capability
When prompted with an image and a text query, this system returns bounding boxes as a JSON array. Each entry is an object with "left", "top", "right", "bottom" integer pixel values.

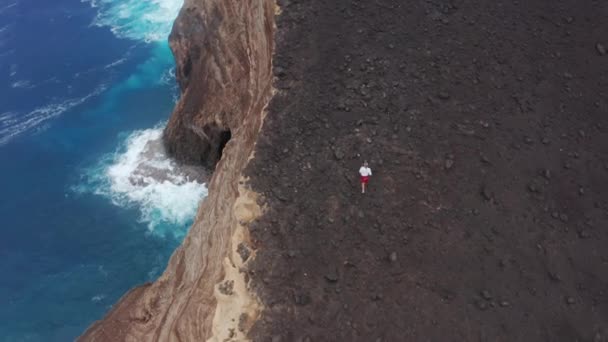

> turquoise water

[{"left": 0, "top": 0, "right": 206, "bottom": 340}]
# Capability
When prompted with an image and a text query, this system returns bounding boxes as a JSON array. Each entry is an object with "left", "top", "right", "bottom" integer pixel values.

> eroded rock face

[
  {"left": 163, "top": 0, "right": 274, "bottom": 169},
  {"left": 78, "top": 0, "right": 275, "bottom": 340}
]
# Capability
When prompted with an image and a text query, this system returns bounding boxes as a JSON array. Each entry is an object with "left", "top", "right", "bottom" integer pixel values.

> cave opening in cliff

[
  {"left": 199, "top": 123, "right": 232, "bottom": 169},
  {"left": 216, "top": 129, "right": 231, "bottom": 162}
]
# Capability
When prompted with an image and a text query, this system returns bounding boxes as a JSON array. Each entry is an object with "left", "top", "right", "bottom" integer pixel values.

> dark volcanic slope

[{"left": 245, "top": 0, "right": 608, "bottom": 341}]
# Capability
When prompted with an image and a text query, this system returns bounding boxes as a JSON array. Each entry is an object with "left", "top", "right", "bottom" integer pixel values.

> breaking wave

[
  {"left": 76, "top": 124, "right": 207, "bottom": 237},
  {"left": 82, "top": 0, "right": 184, "bottom": 43}
]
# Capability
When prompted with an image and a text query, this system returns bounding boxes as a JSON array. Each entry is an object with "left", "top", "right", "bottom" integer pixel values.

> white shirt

[{"left": 359, "top": 166, "right": 372, "bottom": 177}]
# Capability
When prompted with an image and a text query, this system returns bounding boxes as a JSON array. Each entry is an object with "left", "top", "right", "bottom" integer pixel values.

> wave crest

[
  {"left": 76, "top": 124, "right": 207, "bottom": 237},
  {"left": 82, "top": 0, "right": 184, "bottom": 43}
]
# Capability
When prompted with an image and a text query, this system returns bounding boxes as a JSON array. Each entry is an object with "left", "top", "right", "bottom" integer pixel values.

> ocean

[{"left": 0, "top": 0, "right": 207, "bottom": 340}]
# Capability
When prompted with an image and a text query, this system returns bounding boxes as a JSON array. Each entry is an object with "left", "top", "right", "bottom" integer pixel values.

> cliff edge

[{"left": 79, "top": 0, "right": 274, "bottom": 340}]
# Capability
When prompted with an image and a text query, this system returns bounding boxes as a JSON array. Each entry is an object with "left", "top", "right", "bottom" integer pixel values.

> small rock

[
  {"left": 559, "top": 213, "right": 568, "bottom": 222},
  {"left": 541, "top": 137, "right": 550, "bottom": 145},
  {"left": 481, "top": 290, "right": 493, "bottom": 300},
  {"left": 500, "top": 300, "right": 510, "bottom": 307},
  {"left": 274, "top": 66, "right": 286, "bottom": 77},
  {"left": 294, "top": 292, "right": 311, "bottom": 306},
  {"left": 334, "top": 149, "right": 345, "bottom": 160},
  {"left": 445, "top": 159, "right": 454, "bottom": 170},
  {"left": 371, "top": 293, "right": 383, "bottom": 301},
  {"left": 566, "top": 296, "right": 575, "bottom": 305},
  {"left": 481, "top": 186, "right": 492, "bottom": 201},
  {"left": 579, "top": 187, "right": 585, "bottom": 196},
  {"left": 218, "top": 280, "right": 235, "bottom": 296},
  {"left": 578, "top": 230, "right": 590, "bottom": 239},
  {"left": 527, "top": 183, "right": 539, "bottom": 193},
  {"left": 389, "top": 252, "right": 398, "bottom": 262},
  {"left": 541, "top": 169, "right": 552, "bottom": 180},
  {"left": 597, "top": 43, "right": 607, "bottom": 56},
  {"left": 438, "top": 91, "right": 450, "bottom": 100},
  {"left": 593, "top": 332, "right": 603, "bottom": 342},
  {"left": 476, "top": 300, "right": 488, "bottom": 311},
  {"left": 524, "top": 136, "right": 534, "bottom": 144},
  {"left": 237, "top": 243, "right": 251, "bottom": 262},
  {"left": 480, "top": 155, "right": 490, "bottom": 164},
  {"left": 325, "top": 269, "right": 339, "bottom": 282},
  {"left": 549, "top": 271, "right": 561, "bottom": 282}
]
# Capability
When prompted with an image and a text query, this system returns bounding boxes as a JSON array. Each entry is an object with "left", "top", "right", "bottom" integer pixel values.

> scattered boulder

[
  {"left": 294, "top": 292, "right": 312, "bottom": 306},
  {"left": 476, "top": 300, "right": 488, "bottom": 311},
  {"left": 578, "top": 230, "right": 591, "bottom": 239},
  {"left": 389, "top": 251, "right": 398, "bottom": 262},
  {"left": 481, "top": 290, "right": 493, "bottom": 300},
  {"left": 444, "top": 159, "right": 454, "bottom": 170},
  {"left": 438, "top": 91, "right": 450, "bottom": 100},
  {"left": 334, "top": 149, "right": 345, "bottom": 160},
  {"left": 218, "top": 280, "right": 235, "bottom": 296},
  {"left": 274, "top": 66, "right": 287, "bottom": 77},
  {"left": 237, "top": 243, "right": 251, "bottom": 262},
  {"left": 325, "top": 269, "right": 339, "bottom": 282},
  {"left": 481, "top": 186, "right": 492, "bottom": 201},
  {"left": 597, "top": 43, "right": 607, "bottom": 56}
]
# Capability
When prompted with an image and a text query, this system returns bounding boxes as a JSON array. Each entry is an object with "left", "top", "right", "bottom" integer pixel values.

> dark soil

[{"left": 246, "top": 0, "right": 608, "bottom": 341}]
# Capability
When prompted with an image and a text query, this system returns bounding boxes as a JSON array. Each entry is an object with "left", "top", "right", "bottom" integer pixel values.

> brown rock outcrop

[{"left": 78, "top": 0, "right": 275, "bottom": 340}]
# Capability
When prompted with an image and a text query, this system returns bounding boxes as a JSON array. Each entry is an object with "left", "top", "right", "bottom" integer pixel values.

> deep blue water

[{"left": 0, "top": 0, "right": 206, "bottom": 340}]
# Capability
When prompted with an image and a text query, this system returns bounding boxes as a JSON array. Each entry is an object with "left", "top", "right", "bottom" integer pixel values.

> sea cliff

[{"left": 79, "top": 0, "right": 275, "bottom": 340}]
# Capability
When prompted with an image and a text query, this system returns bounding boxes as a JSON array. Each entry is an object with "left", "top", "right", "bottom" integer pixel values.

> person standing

[{"left": 359, "top": 161, "right": 372, "bottom": 194}]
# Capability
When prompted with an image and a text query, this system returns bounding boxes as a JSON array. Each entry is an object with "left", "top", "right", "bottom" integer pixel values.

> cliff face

[
  {"left": 79, "top": 0, "right": 275, "bottom": 341},
  {"left": 164, "top": 0, "right": 274, "bottom": 169}
]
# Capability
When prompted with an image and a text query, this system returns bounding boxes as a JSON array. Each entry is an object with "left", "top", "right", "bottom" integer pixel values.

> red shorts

[{"left": 360, "top": 176, "right": 370, "bottom": 184}]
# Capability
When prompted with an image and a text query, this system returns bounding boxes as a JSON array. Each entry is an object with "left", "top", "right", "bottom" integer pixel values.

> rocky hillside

[
  {"left": 246, "top": 0, "right": 608, "bottom": 341},
  {"left": 81, "top": 0, "right": 608, "bottom": 341}
]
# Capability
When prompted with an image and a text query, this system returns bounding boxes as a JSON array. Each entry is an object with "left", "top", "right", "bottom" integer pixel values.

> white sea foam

[
  {"left": 11, "top": 80, "right": 32, "bottom": 89},
  {"left": 77, "top": 125, "right": 207, "bottom": 237},
  {"left": 0, "top": 2, "right": 17, "bottom": 15},
  {"left": 104, "top": 57, "right": 127, "bottom": 69},
  {"left": 0, "top": 84, "right": 107, "bottom": 145},
  {"left": 159, "top": 67, "right": 175, "bottom": 85},
  {"left": 82, "top": 0, "right": 183, "bottom": 43},
  {"left": 91, "top": 294, "right": 106, "bottom": 303}
]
